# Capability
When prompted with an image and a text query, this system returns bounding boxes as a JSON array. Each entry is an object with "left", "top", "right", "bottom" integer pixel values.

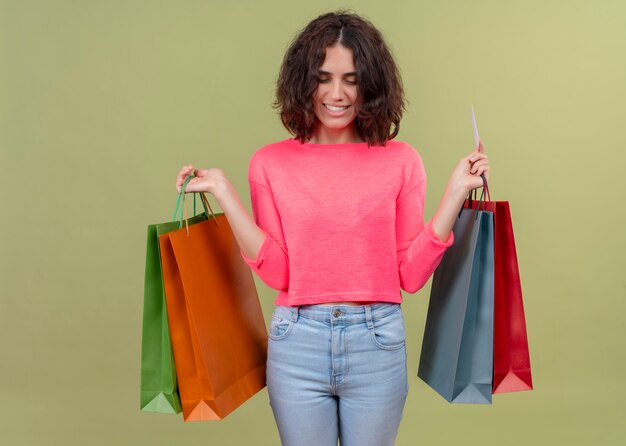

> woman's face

[{"left": 312, "top": 44, "right": 360, "bottom": 143}]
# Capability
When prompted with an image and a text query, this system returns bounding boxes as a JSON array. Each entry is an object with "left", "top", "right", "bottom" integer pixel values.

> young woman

[{"left": 176, "top": 11, "right": 489, "bottom": 446}]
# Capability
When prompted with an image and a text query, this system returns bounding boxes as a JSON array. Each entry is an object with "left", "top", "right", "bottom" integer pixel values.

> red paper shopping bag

[{"left": 465, "top": 198, "right": 533, "bottom": 393}]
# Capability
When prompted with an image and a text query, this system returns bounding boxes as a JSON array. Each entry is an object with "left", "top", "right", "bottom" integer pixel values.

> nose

[{"left": 330, "top": 79, "right": 344, "bottom": 101}]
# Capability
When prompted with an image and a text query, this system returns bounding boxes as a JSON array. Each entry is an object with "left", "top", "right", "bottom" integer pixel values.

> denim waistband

[{"left": 275, "top": 303, "right": 401, "bottom": 326}]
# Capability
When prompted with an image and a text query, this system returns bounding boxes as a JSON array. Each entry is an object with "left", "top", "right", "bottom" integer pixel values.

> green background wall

[{"left": 1, "top": 0, "right": 624, "bottom": 444}]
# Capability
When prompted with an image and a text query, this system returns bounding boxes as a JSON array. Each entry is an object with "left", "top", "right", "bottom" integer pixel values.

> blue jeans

[{"left": 267, "top": 303, "right": 408, "bottom": 446}]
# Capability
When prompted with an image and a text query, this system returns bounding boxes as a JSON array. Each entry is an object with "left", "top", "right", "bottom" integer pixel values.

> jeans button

[{"left": 333, "top": 309, "right": 343, "bottom": 318}]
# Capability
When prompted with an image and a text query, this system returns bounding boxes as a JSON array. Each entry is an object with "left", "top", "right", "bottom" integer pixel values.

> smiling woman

[{"left": 175, "top": 10, "right": 490, "bottom": 446}]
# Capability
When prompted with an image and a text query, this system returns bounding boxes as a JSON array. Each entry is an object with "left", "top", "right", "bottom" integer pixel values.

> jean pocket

[
  {"left": 368, "top": 307, "right": 406, "bottom": 351},
  {"left": 268, "top": 308, "right": 295, "bottom": 341}
]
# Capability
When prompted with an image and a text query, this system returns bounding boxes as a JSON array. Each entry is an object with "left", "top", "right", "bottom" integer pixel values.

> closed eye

[{"left": 318, "top": 70, "right": 357, "bottom": 85}]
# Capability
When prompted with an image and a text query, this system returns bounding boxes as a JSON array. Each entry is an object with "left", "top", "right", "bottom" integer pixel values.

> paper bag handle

[{"left": 172, "top": 176, "right": 219, "bottom": 234}]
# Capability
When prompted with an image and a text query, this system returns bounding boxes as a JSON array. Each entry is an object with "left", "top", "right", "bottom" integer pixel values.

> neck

[{"left": 308, "top": 124, "right": 363, "bottom": 144}]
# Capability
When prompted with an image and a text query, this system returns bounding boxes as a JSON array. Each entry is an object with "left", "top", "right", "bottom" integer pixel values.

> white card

[{"left": 471, "top": 105, "right": 480, "bottom": 149}]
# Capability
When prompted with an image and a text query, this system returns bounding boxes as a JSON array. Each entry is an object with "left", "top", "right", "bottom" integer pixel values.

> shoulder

[
  {"left": 247, "top": 138, "right": 295, "bottom": 182},
  {"left": 250, "top": 138, "right": 294, "bottom": 163},
  {"left": 383, "top": 139, "right": 425, "bottom": 168}
]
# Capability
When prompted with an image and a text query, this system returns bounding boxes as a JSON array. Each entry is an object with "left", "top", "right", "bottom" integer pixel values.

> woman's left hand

[
  {"left": 430, "top": 141, "right": 491, "bottom": 241},
  {"left": 449, "top": 141, "right": 490, "bottom": 195}
]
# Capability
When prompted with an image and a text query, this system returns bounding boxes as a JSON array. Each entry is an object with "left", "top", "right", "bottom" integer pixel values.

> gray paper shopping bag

[{"left": 418, "top": 206, "right": 495, "bottom": 404}]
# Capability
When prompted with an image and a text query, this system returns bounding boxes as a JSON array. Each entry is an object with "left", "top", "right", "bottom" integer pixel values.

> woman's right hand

[
  {"left": 175, "top": 164, "right": 228, "bottom": 196},
  {"left": 175, "top": 163, "right": 268, "bottom": 272}
]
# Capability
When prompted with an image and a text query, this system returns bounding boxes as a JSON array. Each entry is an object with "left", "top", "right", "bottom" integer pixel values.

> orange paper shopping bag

[{"left": 159, "top": 190, "right": 267, "bottom": 421}]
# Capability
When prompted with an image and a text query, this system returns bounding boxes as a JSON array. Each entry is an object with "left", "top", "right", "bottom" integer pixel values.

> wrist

[
  {"left": 445, "top": 177, "right": 470, "bottom": 203},
  {"left": 210, "top": 176, "right": 233, "bottom": 202}
]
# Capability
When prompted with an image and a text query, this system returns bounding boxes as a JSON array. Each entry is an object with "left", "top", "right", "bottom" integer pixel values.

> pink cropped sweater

[{"left": 240, "top": 138, "right": 454, "bottom": 306}]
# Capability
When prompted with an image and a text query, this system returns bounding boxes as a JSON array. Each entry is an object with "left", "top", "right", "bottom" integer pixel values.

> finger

[
  {"left": 478, "top": 140, "right": 485, "bottom": 153},
  {"left": 182, "top": 177, "right": 194, "bottom": 193},
  {"left": 176, "top": 166, "right": 194, "bottom": 191},
  {"left": 469, "top": 164, "right": 489, "bottom": 175},
  {"left": 193, "top": 168, "right": 210, "bottom": 178},
  {"left": 176, "top": 172, "right": 188, "bottom": 187},
  {"left": 180, "top": 176, "right": 199, "bottom": 193},
  {"left": 176, "top": 176, "right": 188, "bottom": 192},
  {"left": 470, "top": 169, "right": 490, "bottom": 187},
  {"left": 476, "top": 169, "right": 489, "bottom": 182},
  {"left": 178, "top": 165, "right": 194, "bottom": 179},
  {"left": 469, "top": 159, "right": 489, "bottom": 174},
  {"left": 468, "top": 152, "right": 488, "bottom": 164},
  {"left": 177, "top": 164, "right": 194, "bottom": 177},
  {"left": 472, "top": 165, "right": 490, "bottom": 177}
]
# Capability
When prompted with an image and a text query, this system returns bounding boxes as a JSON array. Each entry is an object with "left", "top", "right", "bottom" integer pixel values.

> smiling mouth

[{"left": 324, "top": 104, "right": 350, "bottom": 112}]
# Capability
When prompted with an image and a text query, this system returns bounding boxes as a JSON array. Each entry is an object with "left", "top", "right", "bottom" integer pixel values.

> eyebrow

[{"left": 318, "top": 70, "right": 357, "bottom": 77}]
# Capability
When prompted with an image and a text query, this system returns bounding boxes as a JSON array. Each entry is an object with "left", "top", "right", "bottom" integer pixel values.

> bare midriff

[{"left": 318, "top": 301, "right": 368, "bottom": 306}]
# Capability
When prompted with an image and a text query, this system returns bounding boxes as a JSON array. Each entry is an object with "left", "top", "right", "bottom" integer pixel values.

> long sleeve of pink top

[{"left": 240, "top": 138, "right": 454, "bottom": 306}]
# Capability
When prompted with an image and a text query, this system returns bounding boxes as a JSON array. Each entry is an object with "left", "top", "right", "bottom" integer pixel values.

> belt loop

[
  {"left": 364, "top": 305, "right": 374, "bottom": 329},
  {"left": 291, "top": 306, "right": 300, "bottom": 322}
]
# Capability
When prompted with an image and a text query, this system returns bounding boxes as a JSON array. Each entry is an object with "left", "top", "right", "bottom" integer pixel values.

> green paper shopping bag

[{"left": 140, "top": 185, "right": 210, "bottom": 414}]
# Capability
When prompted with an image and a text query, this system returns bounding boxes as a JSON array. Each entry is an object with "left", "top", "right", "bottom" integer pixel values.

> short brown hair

[{"left": 274, "top": 11, "right": 406, "bottom": 146}]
